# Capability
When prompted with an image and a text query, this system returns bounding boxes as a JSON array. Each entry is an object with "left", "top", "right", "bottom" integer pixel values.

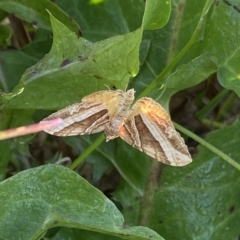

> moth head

[
  {"left": 104, "top": 124, "right": 119, "bottom": 142},
  {"left": 105, "top": 134, "right": 118, "bottom": 142}
]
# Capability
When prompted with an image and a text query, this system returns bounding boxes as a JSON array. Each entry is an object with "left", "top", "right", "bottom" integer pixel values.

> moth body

[
  {"left": 42, "top": 89, "right": 192, "bottom": 166},
  {"left": 105, "top": 89, "right": 135, "bottom": 141}
]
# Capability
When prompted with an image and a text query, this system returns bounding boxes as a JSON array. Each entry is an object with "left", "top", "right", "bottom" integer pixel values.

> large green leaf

[
  {"left": 0, "top": 164, "right": 163, "bottom": 240},
  {"left": 6, "top": 13, "right": 142, "bottom": 109},
  {"left": 4, "top": 0, "right": 171, "bottom": 110}
]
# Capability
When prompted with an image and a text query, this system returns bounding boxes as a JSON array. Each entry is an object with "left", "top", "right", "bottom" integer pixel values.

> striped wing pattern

[
  {"left": 42, "top": 89, "right": 192, "bottom": 166},
  {"left": 119, "top": 98, "right": 192, "bottom": 166},
  {"left": 43, "top": 90, "right": 121, "bottom": 136},
  {"left": 43, "top": 101, "right": 109, "bottom": 136}
]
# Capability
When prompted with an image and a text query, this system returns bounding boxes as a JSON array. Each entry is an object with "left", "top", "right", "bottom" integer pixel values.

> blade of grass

[
  {"left": 215, "top": 91, "right": 237, "bottom": 121},
  {"left": 196, "top": 88, "right": 229, "bottom": 120}
]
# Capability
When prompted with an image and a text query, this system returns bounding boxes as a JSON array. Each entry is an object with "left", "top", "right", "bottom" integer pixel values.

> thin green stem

[
  {"left": 216, "top": 91, "right": 237, "bottom": 121},
  {"left": 69, "top": 134, "right": 105, "bottom": 170},
  {"left": 201, "top": 118, "right": 225, "bottom": 129},
  {"left": 196, "top": 88, "right": 229, "bottom": 120},
  {"left": 137, "top": 0, "right": 213, "bottom": 100},
  {"left": 174, "top": 122, "right": 240, "bottom": 171}
]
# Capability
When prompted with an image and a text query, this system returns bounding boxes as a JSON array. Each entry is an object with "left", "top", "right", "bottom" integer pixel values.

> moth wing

[
  {"left": 42, "top": 101, "right": 109, "bottom": 136},
  {"left": 119, "top": 98, "right": 192, "bottom": 166},
  {"left": 42, "top": 89, "right": 133, "bottom": 136}
]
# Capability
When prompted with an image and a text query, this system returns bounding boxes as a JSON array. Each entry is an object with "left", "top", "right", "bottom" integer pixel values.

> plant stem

[
  {"left": 216, "top": 91, "right": 237, "bottom": 121},
  {"left": 69, "top": 134, "right": 105, "bottom": 170},
  {"left": 201, "top": 118, "right": 225, "bottom": 129},
  {"left": 138, "top": 160, "right": 160, "bottom": 226},
  {"left": 137, "top": 0, "right": 213, "bottom": 100},
  {"left": 174, "top": 122, "right": 240, "bottom": 171},
  {"left": 196, "top": 88, "right": 229, "bottom": 120}
]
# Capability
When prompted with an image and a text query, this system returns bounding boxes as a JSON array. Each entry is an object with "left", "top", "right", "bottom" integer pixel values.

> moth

[{"left": 42, "top": 89, "right": 192, "bottom": 166}]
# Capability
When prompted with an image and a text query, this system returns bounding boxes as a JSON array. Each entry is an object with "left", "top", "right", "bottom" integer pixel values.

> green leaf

[
  {"left": 9, "top": 109, "right": 35, "bottom": 128},
  {"left": 165, "top": 53, "right": 218, "bottom": 93},
  {"left": 160, "top": 52, "right": 218, "bottom": 109},
  {"left": 55, "top": 0, "right": 145, "bottom": 41},
  {"left": 114, "top": 121, "right": 240, "bottom": 240},
  {"left": 6, "top": 13, "right": 142, "bottom": 110},
  {"left": 0, "top": 0, "right": 79, "bottom": 33},
  {"left": 204, "top": 0, "right": 240, "bottom": 96},
  {"left": 0, "top": 164, "right": 163, "bottom": 240},
  {"left": 142, "top": 0, "right": 171, "bottom": 30},
  {"left": 218, "top": 63, "right": 240, "bottom": 96}
]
